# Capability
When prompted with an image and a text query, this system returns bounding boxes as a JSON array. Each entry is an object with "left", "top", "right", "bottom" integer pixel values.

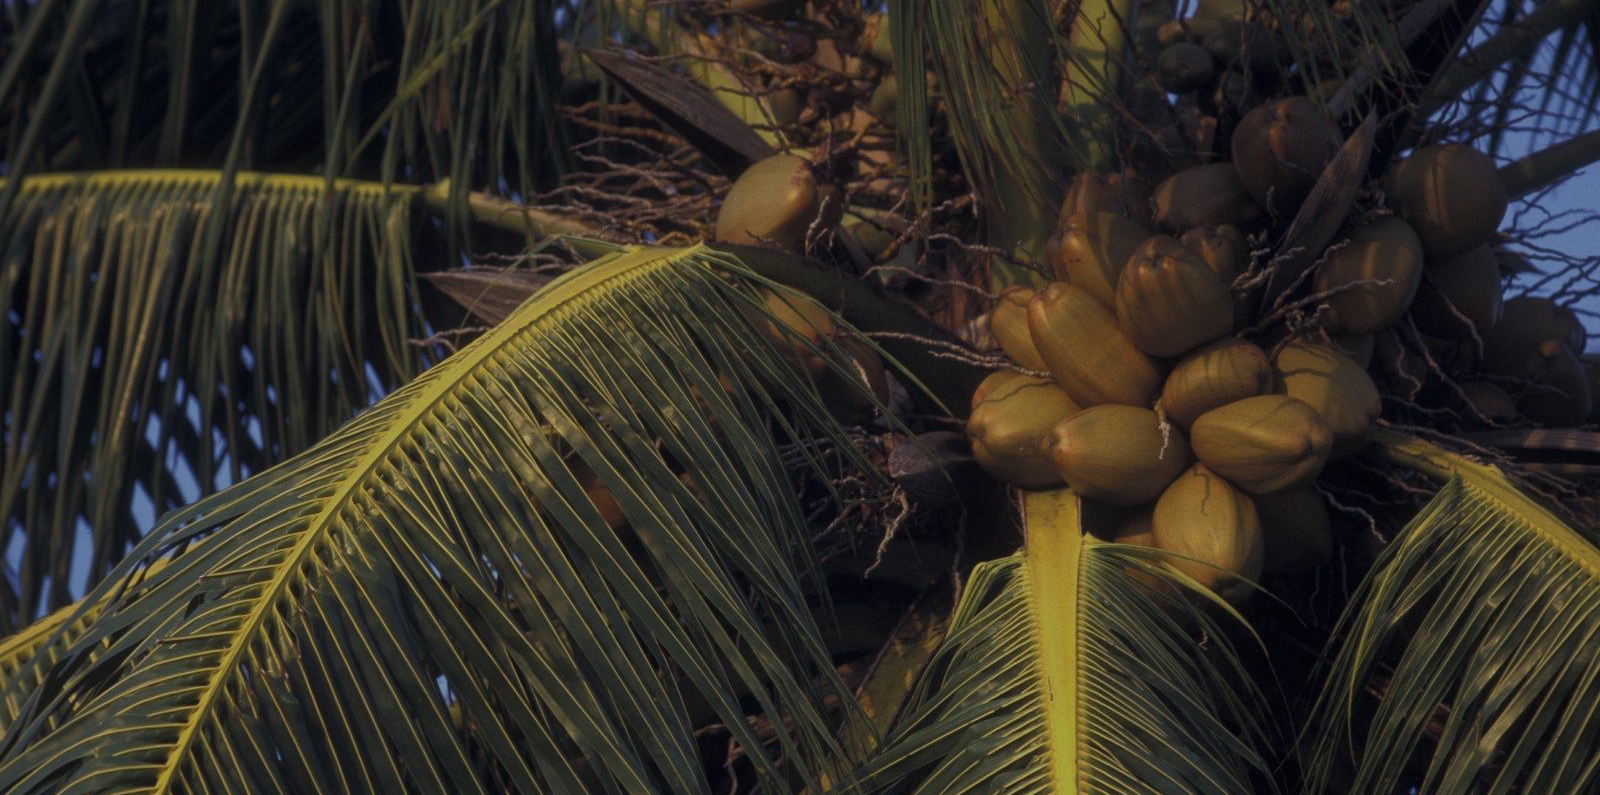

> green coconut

[
  {"left": 1161, "top": 337, "right": 1275, "bottom": 428},
  {"left": 716, "top": 154, "right": 824, "bottom": 251},
  {"left": 1273, "top": 340, "right": 1383, "bottom": 457},
  {"left": 1051, "top": 211, "right": 1152, "bottom": 308}
]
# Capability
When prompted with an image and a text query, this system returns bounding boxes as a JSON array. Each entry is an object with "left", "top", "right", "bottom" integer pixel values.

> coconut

[
  {"left": 1512, "top": 340, "right": 1592, "bottom": 427},
  {"left": 1387, "top": 143, "right": 1508, "bottom": 256},
  {"left": 1231, "top": 97, "right": 1343, "bottom": 215},
  {"left": 1315, "top": 217, "right": 1425, "bottom": 335},
  {"left": 1157, "top": 19, "right": 1192, "bottom": 47},
  {"left": 1410, "top": 244, "right": 1504, "bottom": 341},
  {"left": 745, "top": 287, "right": 838, "bottom": 378},
  {"left": 988, "top": 286, "right": 1049, "bottom": 371},
  {"left": 1459, "top": 381, "right": 1518, "bottom": 427},
  {"left": 1050, "top": 211, "right": 1151, "bottom": 308},
  {"left": 869, "top": 76, "right": 899, "bottom": 124},
  {"left": 1151, "top": 463, "right": 1264, "bottom": 605},
  {"left": 716, "top": 154, "right": 824, "bottom": 250},
  {"left": 1483, "top": 296, "right": 1587, "bottom": 375},
  {"left": 1049, "top": 405, "right": 1192, "bottom": 506},
  {"left": 968, "top": 372, "right": 1083, "bottom": 488},
  {"left": 1255, "top": 489, "right": 1333, "bottom": 574},
  {"left": 1190, "top": 394, "right": 1333, "bottom": 495},
  {"left": 768, "top": 88, "right": 805, "bottom": 127},
  {"left": 1029, "top": 281, "right": 1165, "bottom": 406},
  {"left": 1153, "top": 163, "right": 1265, "bottom": 232},
  {"left": 1160, "top": 337, "right": 1274, "bottom": 428},
  {"left": 816, "top": 334, "right": 890, "bottom": 425},
  {"left": 1158, "top": 42, "right": 1217, "bottom": 93},
  {"left": 1060, "top": 173, "right": 1154, "bottom": 229},
  {"left": 1331, "top": 333, "right": 1375, "bottom": 369},
  {"left": 1116, "top": 236, "right": 1235, "bottom": 357},
  {"left": 1273, "top": 340, "right": 1382, "bottom": 457},
  {"left": 1179, "top": 225, "right": 1248, "bottom": 284}
]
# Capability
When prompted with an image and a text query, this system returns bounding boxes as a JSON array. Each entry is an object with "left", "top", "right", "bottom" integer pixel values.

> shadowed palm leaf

[
  {"left": 0, "top": 245, "right": 875, "bottom": 794},
  {"left": 1301, "top": 433, "right": 1600, "bottom": 794},
  {"left": 0, "top": 171, "right": 432, "bottom": 631}
]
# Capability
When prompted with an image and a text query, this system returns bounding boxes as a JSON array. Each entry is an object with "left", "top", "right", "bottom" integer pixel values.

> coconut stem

[
  {"left": 1061, "top": 0, "right": 1136, "bottom": 174},
  {"left": 1498, "top": 127, "right": 1600, "bottom": 200},
  {"left": 984, "top": 0, "right": 1066, "bottom": 285}
]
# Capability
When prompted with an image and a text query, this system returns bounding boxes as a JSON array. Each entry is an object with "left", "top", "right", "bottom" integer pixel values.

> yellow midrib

[
  {"left": 1375, "top": 430, "right": 1600, "bottom": 579},
  {"left": 1023, "top": 489, "right": 1083, "bottom": 793},
  {"left": 150, "top": 244, "right": 668, "bottom": 792},
  {"left": 3, "top": 169, "right": 419, "bottom": 198}
]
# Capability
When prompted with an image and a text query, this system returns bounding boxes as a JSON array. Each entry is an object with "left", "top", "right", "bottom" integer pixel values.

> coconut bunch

[
  {"left": 963, "top": 82, "right": 1600, "bottom": 604},
  {"left": 968, "top": 187, "right": 1348, "bottom": 605}
]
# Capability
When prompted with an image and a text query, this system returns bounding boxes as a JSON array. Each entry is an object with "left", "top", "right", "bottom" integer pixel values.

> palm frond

[
  {"left": 894, "top": 0, "right": 1066, "bottom": 267},
  {"left": 831, "top": 489, "right": 1277, "bottom": 795},
  {"left": 0, "top": 0, "right": 569, "bottom": 205},
  {"left": 0, "top": 170, "right": 433, "bottom": 631},
  {"left": 0, "top": 244, "right": 879, "bottom": 794},
  {"left": 1300, "top": 431, "right": 1600, "bottom": 794}
]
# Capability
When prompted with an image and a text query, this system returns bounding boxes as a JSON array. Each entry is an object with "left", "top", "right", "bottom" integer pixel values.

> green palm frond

[
  {"left": 0, "top": 1, "right": 569, "bottom": 207},
  {"left": 0, "top": 244, "right": 878, "bottom": 794},
  {"left": 0, "top": 170, "right": 435, "bottom": 631},
  {"left": 1300, "top": 432, "right": 1600, "bottom": 794},
  {"left": 832, "top": 489, "right": 1277, "bottom": 795}
]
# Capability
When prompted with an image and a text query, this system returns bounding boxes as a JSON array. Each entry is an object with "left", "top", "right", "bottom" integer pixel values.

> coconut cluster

[{"left": 967, "top": 97, "right": 1586, "bottom": 605}]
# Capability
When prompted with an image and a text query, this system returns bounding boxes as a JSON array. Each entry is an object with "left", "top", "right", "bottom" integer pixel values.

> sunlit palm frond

[
  {"left": 831, "top": 489, "right": 1278, "bottom": 795},
  {"left": 0, "top": 244, "right": 878, "bottom": 794},
  {"left": 0, "top": 170, "right": 432, "bottom": 631},
  {"left": 1300, "top": 432, "right": 1600, "bottom": 794}
]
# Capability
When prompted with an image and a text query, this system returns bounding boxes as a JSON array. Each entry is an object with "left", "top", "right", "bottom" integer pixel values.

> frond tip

[
  {"left": 0, "top": 244, "right": 875, "bottom": 794},
  {"left": 1302, "top": 433, "right": 1600, "bottom": 794},
  {"left": 833, "top": 489, "right": 1276, "bottom": 795}
]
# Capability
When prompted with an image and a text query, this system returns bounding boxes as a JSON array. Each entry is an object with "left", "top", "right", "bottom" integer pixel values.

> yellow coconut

[
  {"left": 1160, "top": 337, "right": 1274, "bottom": 428},
  {"left": 1028, "top": 281, "right": 1165, "bottom": 407},
  {"left": 1314, "top": 217, "right": 1425, "bottom": 335},
  {"left": 1050, "top": 211, "right": 1152, "bottom": 307},
  {"left": 1190, "top": 394, "right": 1333, "bottom": 495},
  {"left": 1273, "top": 340, "right": 1382, "bottom": 457},
  {"left": 1151, "top": 463, "right": 1264, "bottom": 605},
  {"left": 1116, "top": 236, "right": 1235, "bottom": 358},
  {"left": 1387, "top": 143, "right": 1508, "bottom": 256},
  {"left": 716, "top": 154, "right": 823, "bottom": 250},
  {"left": 1061, "top": 172, "right": 1154, "bottom": 230},
  {"left": 1180, "top": 224, "right": 1249, "bottom": 284},
  {"left": 988, "top": 286, "right": 1048, "bottom": 371},
  {"left": 744, "top": 288, "right": 837, "bottom": 378},
  {"left": 1231, "top": 97, "right": 1344, "bottom": 214},
  {"left": 968, "top": 372, "right": 1083, "bottom": 488},
  {"left": 1049, "top": 404, "right": 1192, "bottom": 506},
  {"left": 1153, "top": 162, "right": 1266, "bottom": 232}
]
